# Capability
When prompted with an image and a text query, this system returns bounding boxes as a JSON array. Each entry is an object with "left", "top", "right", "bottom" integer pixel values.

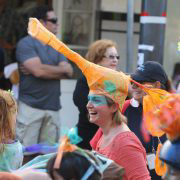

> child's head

[
  {"left": 0, "top": 89, "right": 17, "bottom": 145},
  {"left": 47, "top": 150, "right": 102, "bottom": 180}
]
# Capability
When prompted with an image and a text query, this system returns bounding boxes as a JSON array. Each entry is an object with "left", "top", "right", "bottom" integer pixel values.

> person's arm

[
  {"left": 21, "top": 57, "right": 72, "bottom": 79},
  {"left": 16, "top": 37, "right": 73, "bottom": 79},
  {"left": 58, "top": 61, "right": 73, "bottom": 78}
]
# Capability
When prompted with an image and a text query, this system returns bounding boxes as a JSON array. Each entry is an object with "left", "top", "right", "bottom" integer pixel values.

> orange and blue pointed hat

[
  {"left": 28, "top": 18, "right": 172, "bottom": 117},
  {"left": 28, "top": 18, "right": 130, "bottom": 111}
]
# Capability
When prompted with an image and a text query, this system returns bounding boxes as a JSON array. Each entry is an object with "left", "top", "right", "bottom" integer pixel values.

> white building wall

[
  {"left": 164, "top": 0, "right": 180, "bottom": 77},
  {"left": 60, "top": 80, "right": 78, "bottom": 130},
  {"left": 101, "top": 0, "right": 141, "bottom": 13}
]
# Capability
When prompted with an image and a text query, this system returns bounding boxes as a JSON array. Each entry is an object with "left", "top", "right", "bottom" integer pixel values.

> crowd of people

[{"left": 0, "top": 3, "right": 179, "bottom": 180}]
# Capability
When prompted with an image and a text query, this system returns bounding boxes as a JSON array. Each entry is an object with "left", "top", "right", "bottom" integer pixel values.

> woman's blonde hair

[
  {"left": 85, "top": 39, "right": 117, "bottom": 64},
  {"left": 0, "top": 89, "right": 17, "bottom": 151},
  {"left": 105, "top": 96, "right": 127, "bottom": 125}
]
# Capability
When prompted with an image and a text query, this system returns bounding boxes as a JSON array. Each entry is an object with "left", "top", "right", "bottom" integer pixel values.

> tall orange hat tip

[
  {"left": 28, "top": 17, "right": 56, "bottom": 46},
  {"left": 28, "top": 18, "right": 39, "bottom": 38}
]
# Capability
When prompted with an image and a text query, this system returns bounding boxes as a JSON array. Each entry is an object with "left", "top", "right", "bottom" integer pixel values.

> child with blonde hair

[{"left": 0, "top": 89, "right": 23, "bottom": 172}]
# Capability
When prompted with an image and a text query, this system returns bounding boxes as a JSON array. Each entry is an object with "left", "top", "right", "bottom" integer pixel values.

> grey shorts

[{"left": 16, "top": 101, "right": 60, "bottom": 148}]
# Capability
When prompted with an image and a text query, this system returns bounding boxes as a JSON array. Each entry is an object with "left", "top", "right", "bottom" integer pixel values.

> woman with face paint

[
  {"left": 88, "top": 93, "right": 151, "bottom": 180},
  {"left": 73, "top": 39, "right": 119, "bottom": 150},
  {"left": 27, "top": 21, "right": 150, "bottom": 179}
]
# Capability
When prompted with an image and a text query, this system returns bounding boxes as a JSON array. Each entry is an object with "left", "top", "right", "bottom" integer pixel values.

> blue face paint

[{"left": 88, "top": 95, "right": 107, "bottom": 107}]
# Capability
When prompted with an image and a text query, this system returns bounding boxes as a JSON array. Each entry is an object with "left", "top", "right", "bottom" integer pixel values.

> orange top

[{"left": 91, "top": 130, "right": 151, "bottom": 180}]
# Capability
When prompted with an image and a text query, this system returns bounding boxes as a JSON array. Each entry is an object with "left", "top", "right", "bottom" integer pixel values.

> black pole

[{"left": 137, "top": 0, "right": 167, "bottom": 66}]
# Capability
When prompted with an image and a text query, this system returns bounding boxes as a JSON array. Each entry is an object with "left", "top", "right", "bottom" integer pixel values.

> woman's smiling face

[
  {"left": 86, "top": 93, "right": 114, "bottom": 126},
  {"left": 98, "top": 46, "right": 119, "bottom": 70}
]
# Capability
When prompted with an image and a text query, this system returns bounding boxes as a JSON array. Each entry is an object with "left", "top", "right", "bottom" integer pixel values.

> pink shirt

[{"left": 90, "top": 129, "right": 151, "bottom": 180}]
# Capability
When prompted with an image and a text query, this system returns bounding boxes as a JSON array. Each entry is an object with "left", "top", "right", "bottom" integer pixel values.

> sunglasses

[
  {"left": 46, "top": 18, "right": 58, "bottom": 24},
  {"left": 130, "top": 82, "right": 139, "bottom": 88},
  {"left": 131, "top": 81, "right": 155, "bottom": 89},
  {"left": 103, "top": 55, "right": 120, "bottom": 60}
]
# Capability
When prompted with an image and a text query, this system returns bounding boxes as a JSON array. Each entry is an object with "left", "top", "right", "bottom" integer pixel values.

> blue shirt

[
  {"left": 0, "top": 140, "right": 24, "bottom": 172},
  {"left": 16, "top": 36, "right": 67, "bottom": 110}
]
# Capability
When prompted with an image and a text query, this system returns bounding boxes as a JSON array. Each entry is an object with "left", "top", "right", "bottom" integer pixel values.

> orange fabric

[
  {"left": 143, "top": 88, "right": 170, "bottom": 137},
  {"left": 130, "top": 80, "right": 171, "bottom": 137},
  {"left": 28, "top": 18, "right": 130, "bottom": 111},
  {"left": 155, "top": 143, "right": 167, "bottom": 176},
  {"left": 10, "top": 69, "right": 19, "bottom": 85},
  {"left": 54, "top": 136, "right": 77, "bottom": 169},
  {"left": 144, "top": 94, "right": 180, "bottom": 141},
  {"left": 141, "top": 92, "right": 179, "bottom": 178}
]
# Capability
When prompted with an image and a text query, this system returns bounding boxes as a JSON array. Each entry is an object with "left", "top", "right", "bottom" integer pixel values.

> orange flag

[
  {"left": 145, "top": 94, "right": 180, "bottom": 141},
  {"left": 143, "top": 88, "right": 171, "bottom": 137},
  {"left": 144, "top": 94, "right": 180, "bottom": 177},
  {"left": 130, "top": 80, "right": 171, "bottom": 137},
  {"left": 155, "top": 143, "right": 167, "bottom": 176}
]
